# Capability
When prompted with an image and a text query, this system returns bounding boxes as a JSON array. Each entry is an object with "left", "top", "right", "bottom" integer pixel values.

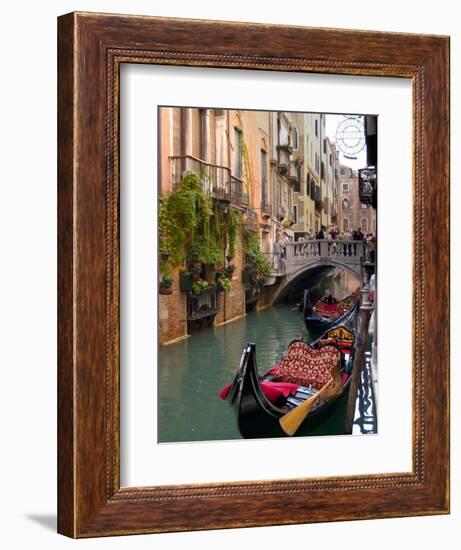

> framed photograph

[{"left": 58, "top": 12, "right": 450, "bottom": 537}]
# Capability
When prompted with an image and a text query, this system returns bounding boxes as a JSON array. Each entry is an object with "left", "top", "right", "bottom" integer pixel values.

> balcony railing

[
  {"left": 230, "top": 175, "right": 249, "bottom": 207},
  {"left": 186, "top": 289, "right": 219, "bottom": 321},
  {"left": 169, "top": 155, "right": 248, "bottom": 208}
]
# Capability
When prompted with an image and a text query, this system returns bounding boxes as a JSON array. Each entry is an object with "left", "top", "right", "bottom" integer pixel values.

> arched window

[
  {"left": 342, "top": 198, "right": 349, "bottom": 210},
  {"left": 343, "top": 218, "right": 349, "bottom": 231},
  {"left": 361, "top": 218, "right": 368, "bottom": 232}
]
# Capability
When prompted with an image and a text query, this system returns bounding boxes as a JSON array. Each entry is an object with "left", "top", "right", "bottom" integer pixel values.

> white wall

[{"left": 0, "top": 0, "right": 458, "bottom": 548}]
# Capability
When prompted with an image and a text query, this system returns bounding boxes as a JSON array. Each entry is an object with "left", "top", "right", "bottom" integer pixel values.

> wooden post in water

[{"left": 344, "top": 286, "right": 374, "bottom": 434}]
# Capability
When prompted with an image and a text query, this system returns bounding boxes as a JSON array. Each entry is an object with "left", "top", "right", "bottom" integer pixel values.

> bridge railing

[{"left": 285, "top": 239, "right": 366, "bottom": 260}]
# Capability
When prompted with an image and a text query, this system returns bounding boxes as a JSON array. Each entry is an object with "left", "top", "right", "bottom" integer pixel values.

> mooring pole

[{"left": 344, "top": 285, "right": 374, "bottom": 434}]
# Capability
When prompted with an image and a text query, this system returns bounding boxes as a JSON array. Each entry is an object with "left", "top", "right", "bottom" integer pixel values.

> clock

[{"left": 335, "top": 116, "right": 365, "bottom": 156}]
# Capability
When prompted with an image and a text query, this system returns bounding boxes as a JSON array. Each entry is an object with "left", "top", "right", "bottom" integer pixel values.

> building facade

[
  {"left": 158, "top": 108, "right": 342, "bottom": 345},
  {"left": 337, "top": 164, "right": 377, "bottom": 236}
]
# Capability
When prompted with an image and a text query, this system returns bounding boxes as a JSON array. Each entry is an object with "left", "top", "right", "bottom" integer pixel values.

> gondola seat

[{"left": 271, "top": 341, "right": 341, "bottom": 389}]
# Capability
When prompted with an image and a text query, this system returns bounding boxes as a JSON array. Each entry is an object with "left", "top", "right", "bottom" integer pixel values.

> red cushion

[{"left": 272, "top": 342, "right": 340, "bottom": 389}]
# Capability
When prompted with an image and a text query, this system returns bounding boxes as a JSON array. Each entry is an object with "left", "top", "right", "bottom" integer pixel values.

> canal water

[{"left": 158, "top": 301, "right": 376, "bottom": 443}]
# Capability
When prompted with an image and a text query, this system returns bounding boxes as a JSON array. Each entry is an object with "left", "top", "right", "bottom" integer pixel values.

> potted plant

[
  {"left": 191, "top": 278, "right": 209, "bottom": 296},
  {"left": 276, "top": 143, "right": 293, "bottom": 155},
  {"left": 216, "top": 273, "right": 231, "bottom": 293},
  {"left": 189, "top": 261, "right": 202, "bottom": 281},
  {"left": 159, "top": 275, "right": 173, "bottom": 295}
]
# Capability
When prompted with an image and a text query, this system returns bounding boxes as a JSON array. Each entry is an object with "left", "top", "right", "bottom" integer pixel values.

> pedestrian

[{"left": 316, "top": 225, "right": 326, "bottom": 255}]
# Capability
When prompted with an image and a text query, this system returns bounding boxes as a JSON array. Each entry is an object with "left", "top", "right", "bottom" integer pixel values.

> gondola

[
  {"left": 220, "top": 318, "right": 359, "bottom": 439},
  {"left": 302, "top": 288, "right": 360, "bottom": 339}
]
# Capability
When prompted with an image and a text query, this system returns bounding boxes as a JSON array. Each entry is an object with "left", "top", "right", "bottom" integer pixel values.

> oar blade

[{"left": 279, "top": 394, "right": 318, "bottom": 436}]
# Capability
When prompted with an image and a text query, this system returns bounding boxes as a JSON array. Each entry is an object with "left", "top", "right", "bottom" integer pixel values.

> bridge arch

[
  {"left": 272, "top": 262, "right": 361, "bottom": 304},
  {"left": 287, "top": 258, "right": 362, "bottom": 282}
]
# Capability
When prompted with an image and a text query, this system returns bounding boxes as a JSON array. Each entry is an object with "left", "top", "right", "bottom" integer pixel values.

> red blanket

[{"left": 219, "top": 380, "right": 299, "bottom": 403}]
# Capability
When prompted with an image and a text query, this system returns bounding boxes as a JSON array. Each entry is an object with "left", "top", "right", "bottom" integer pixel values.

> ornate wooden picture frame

[{"left": 57, "top": 12, "right": 450, "bottom": 537}]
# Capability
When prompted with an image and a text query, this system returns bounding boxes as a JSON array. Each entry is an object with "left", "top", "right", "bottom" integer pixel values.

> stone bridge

[{"left": 263, "top": 239, "right": 369, "bottom": 300}]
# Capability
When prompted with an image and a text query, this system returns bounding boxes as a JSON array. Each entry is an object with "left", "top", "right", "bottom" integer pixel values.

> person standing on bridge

[
  {"left": 328, "top": 225, "right": 338, "bottom": 256},
  {"left": 316, "top": 225, "right": 326, "bottom": 255}
]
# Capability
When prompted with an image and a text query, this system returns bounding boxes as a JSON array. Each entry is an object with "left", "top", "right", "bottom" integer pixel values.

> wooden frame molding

[{"left": 58, "top": 12, "right": 450, "bottom": 537}]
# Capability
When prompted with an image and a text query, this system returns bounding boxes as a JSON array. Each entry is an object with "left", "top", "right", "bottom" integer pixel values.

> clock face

[{"left": 335, "top": 117, "right": 365, "bottom": 156}]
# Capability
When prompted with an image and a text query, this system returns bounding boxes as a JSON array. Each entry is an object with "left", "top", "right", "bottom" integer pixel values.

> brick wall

[{"left": 159, "top": 265, "right": 188, "bottom": 345}]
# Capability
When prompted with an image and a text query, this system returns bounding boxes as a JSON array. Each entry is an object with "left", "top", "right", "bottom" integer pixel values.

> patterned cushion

[{"left": 272, "top": 341, "right": 340, "bottom": 389}]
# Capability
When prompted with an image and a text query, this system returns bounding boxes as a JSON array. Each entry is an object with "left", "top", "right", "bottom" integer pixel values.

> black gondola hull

[{"left": 229, "top": 342, "right": 353, "bottom": 439}]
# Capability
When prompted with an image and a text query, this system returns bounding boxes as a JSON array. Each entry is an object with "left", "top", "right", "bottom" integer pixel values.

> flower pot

[{"left": 159, "top": 286, "right": 173, "bottom": 295}]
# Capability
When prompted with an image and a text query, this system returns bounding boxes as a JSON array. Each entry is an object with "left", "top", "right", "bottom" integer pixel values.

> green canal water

[{"left": 158, "top": 303, "right": 370, "bottom": 443}]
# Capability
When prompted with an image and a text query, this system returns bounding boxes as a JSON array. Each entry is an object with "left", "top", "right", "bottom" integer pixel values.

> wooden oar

[{"left": 279, "top": 363, "right": 343, "bottom": 436}]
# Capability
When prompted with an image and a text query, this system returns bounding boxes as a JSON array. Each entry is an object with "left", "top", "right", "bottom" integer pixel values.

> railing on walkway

[
  {"left": 186, "top": 289, "right": 219, "bottom": 321},
  {"left": 170, "top": 155, "right": 248, "bottom": 208}
]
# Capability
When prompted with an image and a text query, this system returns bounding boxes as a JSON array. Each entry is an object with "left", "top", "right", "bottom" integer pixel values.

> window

[
  {"left": 323, "top": 139, "right": 326, "bottom": 154},
  {"left": 293, "top": 205, "right": 298, "bottom": 224},
  {"left": 260, "top": 149, "right": 268, "bottom": 204},
  {"left": 233, "top": 127, "right": 243, "bottom": 178},
  {"left": 340, "top": 166, "right": 346, "bottom": 176},
  {"left": 342, "top": 182, "right": 349, "bottom": 192},
  {"left": 361, "top": 218, "right": 368, "bottom": 232},
  {"left": 321, "top": 161, "right": 325, "bottom": 181},
  {"left": 294, "top": 164, "right": 301, "bottom": 193},
  {"left": 343, "top": 218, "right": 349, "bottom": 231},
  {"left": 315, "top": 119, "right": 318, "bottom": 137},
  {"left": 306, "top": 175, "right": 310, "bottom": 197},
  {"left": 342, "top": 198, "right": 349, "bottom": 210},
  {"left": 292, "top": 128, "right": 298, "bottom": 151}
]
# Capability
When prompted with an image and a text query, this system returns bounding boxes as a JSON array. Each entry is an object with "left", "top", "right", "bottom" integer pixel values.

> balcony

[
  {"left": 276, "top": 145, "right": 292, "bottom": 175},
  {"left": 230, "top": 175, "right": 249, "bottom": 207},
  {"left": 186, "top": 288, "right": 219, "bottom": 321},
  {"left": 169, "top": 155, "right": 248, "bottom": 208}
]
